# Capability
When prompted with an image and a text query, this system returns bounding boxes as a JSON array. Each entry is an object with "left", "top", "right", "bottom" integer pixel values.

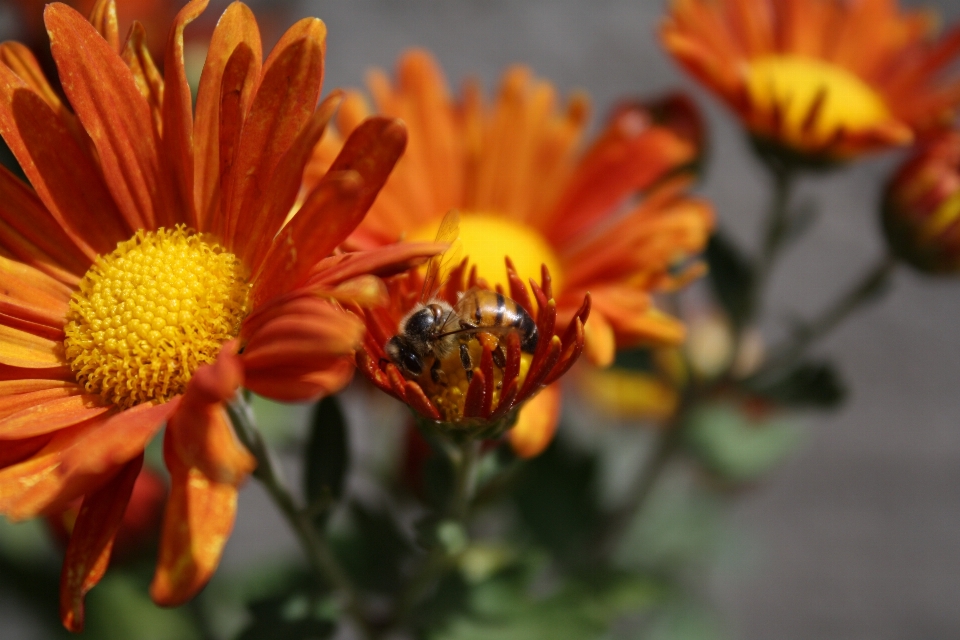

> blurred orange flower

[
  {"left": 883, "top": 128, "right": 960, "bottom": 273},
  {"left": 307, "top": 50, "right": 712, "bottom": 455},
  {"left": 661, "top": 0, "right": 960, "bottom": 161},
  {"left": 0, "top": 0, "right": 423, "bottom": 630}
]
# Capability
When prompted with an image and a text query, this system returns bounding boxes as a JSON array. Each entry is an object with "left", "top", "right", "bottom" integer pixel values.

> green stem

[
  {"left": 748, "top": 162, "right": 799, "bottom": 324},
  {"left": 753, "top": 253, "right": 897, "bottom": 379},
  {"left": 602, "top": 408, "right": 686, "bottom": 558},
  {"left": 226, "top": 396, "right": 372, "bottom": 639},
  {"left": 395, "top": 438, "right": 478, "bottom": 623}
]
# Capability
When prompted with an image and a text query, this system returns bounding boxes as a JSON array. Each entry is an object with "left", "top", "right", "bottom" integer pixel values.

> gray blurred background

[{"left": 3, "top": 0, "right": 960, "bottom": 638}]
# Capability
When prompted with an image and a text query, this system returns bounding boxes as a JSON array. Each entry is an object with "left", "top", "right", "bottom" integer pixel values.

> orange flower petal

[
  {"left": 582, "top": 310, "right": 616, "bottom": 368},
  {"left": 0, "top": 42, "right": 67, "bottom": 115},
  {"left": 243, "top": 357, "right": 355, "bottom": 403},
  {"left": 161, "top": 0, "right": 209, "bottom": 228},
  {"left": 87, "top": 0, "right": 120, "bottom": 53},
  {"left": 151, "top": 443, "right": 240, "bottom": 606},
  {"left": 0, "top": 324, "right": 63, "bottom": 368},
  {"left": 0, "top": 64, "right": 128, "bottom": 259},
  {"left": 46, "top": 2, "right": 178, "bottom": 231},
  {"left": 0, "top": 254, "right": 71, "bottom": 329},
  {"left": 0, "top": 432, "right": 52, "bottom": 469},
  {"left": 59, "top": 454, "right": 141, "bottom": 633},
  {"left": 308, "top": 242, "right": 445, "bottom": 290},
  {"left": 0, "top": 394, "right": 112, "bottom": 439},
  {"left": 120, "top": 22, "right": 164, "bottom": 136},
  {"left": 0, "top": 165, "right": 88, "bottom": 283},
  {"left": 59, "top": 398, "right": 180, "bottom": 482},
  {"left": 193, "top": 1, "right": 262, "bottom": 229},
  {"left": 508, "top": 383, "right": 560, "bottom": 458},
  {"left": 545, "top": 125, "right": 695, "bottom": 248},
  {"left": 166, "top": 344, "right": 254, "bottom": 484},
  {"left": 245, "top": 93, "right": 344, "bottom": 273},
  {"left": 255, "top": 118, "right": 408, "bottom": 299},
  {"left": 241, "top": 297, "right": 360, "bottom": 401},
  {"left": 221, "top": 17, "right": 326, "bottom": 253}
]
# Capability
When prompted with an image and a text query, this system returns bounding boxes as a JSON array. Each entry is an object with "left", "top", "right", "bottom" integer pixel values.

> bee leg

[
  {"left": 492, "top": 345, "right": 506, "bottom": 369},
  {"left": 459, "top": 343, "right": 473, "bottom": 381},
  {"left": 430, "top": 358, "right": 446, "bottom": 385}
]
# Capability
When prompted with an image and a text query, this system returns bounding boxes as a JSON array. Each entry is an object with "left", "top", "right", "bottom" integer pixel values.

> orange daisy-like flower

[
  {"left": 661, "top": 0, "right": 960, "bottom": 162},
  {"left": 0, "top": 0, "right": 427, "bottom": 630},
  {"left": 306, "top": 50, "right": 712, "bottom": 455}
]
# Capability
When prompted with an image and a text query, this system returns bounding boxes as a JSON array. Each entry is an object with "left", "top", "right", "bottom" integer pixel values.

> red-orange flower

[
  {"left": 0, "top": 0, "right": 427, "bottom": 630},
  {"left": 661, "top": 0, "right": 960, "bottom": 162},
  {"left": 306, "top": 50, "right": 712, "bottom": 455},
  {"left": 883, "top": 128, "right": 960, "bottom": 273}
]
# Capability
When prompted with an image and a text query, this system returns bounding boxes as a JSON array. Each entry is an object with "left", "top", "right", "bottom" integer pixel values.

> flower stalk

[{"left": 226, "top": 395, "right": 372, "bottom": 639}]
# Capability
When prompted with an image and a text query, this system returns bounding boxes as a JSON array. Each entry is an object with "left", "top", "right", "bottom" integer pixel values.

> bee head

[{"left": 385, "top": 335, "right": 424, "bottom": 377}]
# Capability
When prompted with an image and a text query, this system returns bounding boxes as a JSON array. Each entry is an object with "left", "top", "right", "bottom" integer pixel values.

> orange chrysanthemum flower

[
  {"left": 0, "top": 0, "right": 428, "bottom": 630},
  {"left": 356, "top": 258, "right": 590, "bottom": 449},
  {"left": 306, "top": 50, "right": 712, "bottom": 455},
  {"left": 661, "top": 0, "right": 960, "bottom": 162}
]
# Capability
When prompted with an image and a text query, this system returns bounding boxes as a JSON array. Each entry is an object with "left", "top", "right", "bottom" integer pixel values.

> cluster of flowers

[{"left": 0, "top": 0, "right": 959, "bottom": 632}]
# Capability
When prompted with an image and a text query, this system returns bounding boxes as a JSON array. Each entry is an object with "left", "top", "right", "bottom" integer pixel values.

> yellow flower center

[
  {"left": 746, "top": 56, "right": 890, "bottom": 143},
  {"left": 64, "top": 226, "right": 250, "bottom": 409},
  {"left": 410, "top": 212, "right": 564, "bottom": 292}
]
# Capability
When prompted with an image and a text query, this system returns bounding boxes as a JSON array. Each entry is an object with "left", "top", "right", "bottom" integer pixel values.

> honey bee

[{"left": 385, "top": 211, "right": 539, "bottom": 384}]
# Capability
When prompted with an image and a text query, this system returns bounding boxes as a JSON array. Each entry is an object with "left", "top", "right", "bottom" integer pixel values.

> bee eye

[{"left": 403, "top": 352, "right": 422, "bottom": 375}]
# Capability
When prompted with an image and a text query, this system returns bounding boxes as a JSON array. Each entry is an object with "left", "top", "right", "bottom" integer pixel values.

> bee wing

[{"left": 419, "top": 210, "right": 463, "bottom": 303}]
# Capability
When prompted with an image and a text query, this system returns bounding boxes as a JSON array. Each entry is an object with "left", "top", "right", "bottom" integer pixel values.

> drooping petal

[
  {"left": 165, "top": 343, "right": 254, "bottom": 484},
  {"left": 59, "top": 455, "right": 141, "bottom": 633},
  {"left": 152, "top": 364, "right": 252, "bottom": 609},
  {"left": 46, "top": 3, "right": 179, "bottom": 231},
  {"left": 193, "top": 1, "right": 262, "bottom": 229},
  {"left": 150, "top": 453, "right": 240, "bottom": 607},
  {"left": 508, "top": 383, "right": 561, "bottom": 458},
  {"left": 241, "top": 298, "right": 362, "bottom": 401}
]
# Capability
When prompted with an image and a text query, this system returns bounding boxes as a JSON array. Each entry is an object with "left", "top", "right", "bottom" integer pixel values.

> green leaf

[
  {"left": 303, "top": 396, "right": 350, "bottom": 513},
  {"left": 431, "top": 572, "right": 664, "bottom": 640},
  {"left": 683, "top": 403, "right": 803, "bottom": 483},
  {"left": 510, "top": 434, "right": 604, "bottom": 572},
  {"left": 337, "top": 503, "right": 413, "bottom": 593},
  {"left": 237, "top": 591, "right": 336, "bottom": 640},
  {"left": 747, "top": 360, "right": 847, "bottom": 409},
  {"left": 704, "top": 231, "right": 754, "bottom": 329}
]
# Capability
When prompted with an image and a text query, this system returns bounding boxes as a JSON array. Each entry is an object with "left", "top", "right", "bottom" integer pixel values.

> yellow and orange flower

[
  {"left": 883, "top": 128, "right": 960, "bottom": 273},
  {"left": 661, "top": 0, "right": 960, "bottom": 162},
  {"left": 0, "top": 0, "right": 429, "bottom": 630},
  {"left": 306, "top": 50, "right": 712, "bottom": 455}
]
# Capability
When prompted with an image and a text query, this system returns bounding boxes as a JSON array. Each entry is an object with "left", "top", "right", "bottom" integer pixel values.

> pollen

[
  {"left": 63, "top": 226, "right": 250, "bottom": 409},
  {"left": 746, "top": 56, "right": 891, "bottom": 145}
]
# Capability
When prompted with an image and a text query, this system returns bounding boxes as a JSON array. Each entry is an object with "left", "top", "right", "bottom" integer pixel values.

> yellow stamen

[
  {"left": 746, "top": 56, "right": 890, "bottom": 144},
  {"left": 64, "top": 226, "right": 250, "bottom": 409},
  {"left": 410, "top": 212, "right": 564, "bottom": 292}
]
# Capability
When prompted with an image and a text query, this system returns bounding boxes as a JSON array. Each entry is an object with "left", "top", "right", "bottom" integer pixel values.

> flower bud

[{"left": 882, "top": 130, "right": 960, "bottom": 274}]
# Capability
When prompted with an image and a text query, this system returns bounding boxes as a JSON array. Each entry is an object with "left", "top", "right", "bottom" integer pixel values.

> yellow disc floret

[
  {"left": 64, "top": 226, "right": 250, "bottom": 409},
  {"left": 409, "top": 212, "right": 564, "bottom": 292},
  {"left": 747, "top": 55, "right": 891, "bottom": 146}
]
